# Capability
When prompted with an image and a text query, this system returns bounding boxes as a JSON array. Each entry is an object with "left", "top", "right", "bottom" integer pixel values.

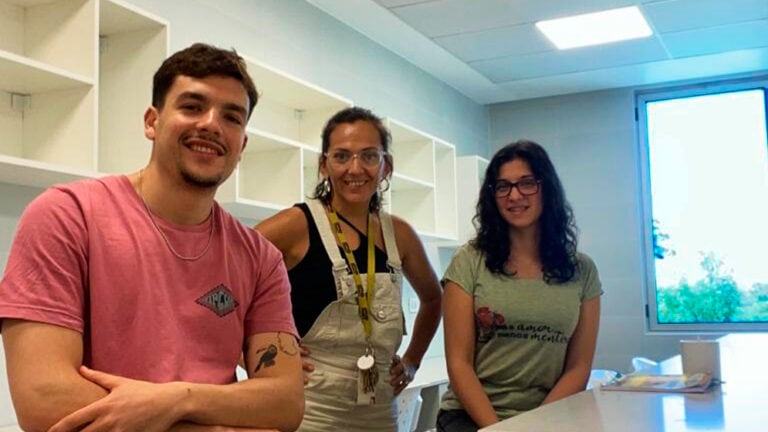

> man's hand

[
  {"left": 389, "top": 355, "right": 417, "bottom": 396},
  {"left": 299, "top": 342, "right": 314, "bottom": 385},
  {"left": 172, "top": 426, "right": 280, "bottom": 432},
  {"left": 48, "top": 366, "right": 188, "bottom": 432}
]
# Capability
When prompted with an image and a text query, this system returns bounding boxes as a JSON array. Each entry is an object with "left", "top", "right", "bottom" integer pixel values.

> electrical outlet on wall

[{"left": 408, "top": 297, "right": 419, "bottom": 313}]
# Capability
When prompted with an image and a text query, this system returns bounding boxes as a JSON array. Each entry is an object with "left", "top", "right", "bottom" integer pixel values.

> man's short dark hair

[{"left": 152, "top": 43, "right": 259, "bottom": 119}]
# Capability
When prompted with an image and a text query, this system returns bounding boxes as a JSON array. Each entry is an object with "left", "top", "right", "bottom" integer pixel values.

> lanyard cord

[{"left": 327, "top": 208, "right": 376, "bottom": 339}]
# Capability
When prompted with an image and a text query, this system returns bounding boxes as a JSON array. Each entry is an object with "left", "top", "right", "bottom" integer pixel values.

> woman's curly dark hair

[{"left": 472, "top": 140, "right": 578, "bottom": 283}]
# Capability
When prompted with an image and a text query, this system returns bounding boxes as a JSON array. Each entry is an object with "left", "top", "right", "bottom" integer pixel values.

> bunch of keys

[{"left": 357, "top": 345, "right": 379, "bottom": 396}]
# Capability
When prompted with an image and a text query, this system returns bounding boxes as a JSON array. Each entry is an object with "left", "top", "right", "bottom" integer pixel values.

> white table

[
  {"left": 481, "top": 333, "right": 767, "bottom": 432},
  {"left": 400, "top": 356, "right": 449, "bottom": 432}
]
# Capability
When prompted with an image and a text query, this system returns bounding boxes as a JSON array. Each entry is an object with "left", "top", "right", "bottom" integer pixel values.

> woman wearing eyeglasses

[
  {"left": 437, "top": 140, "right": 602, "bottom": 432},
  {"left": 256, "top": 107, "right": 442, "bottom": 431}
]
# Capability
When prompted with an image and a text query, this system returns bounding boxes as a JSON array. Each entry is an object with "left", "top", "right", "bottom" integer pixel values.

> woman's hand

[
  {"left": 389, "top": 354, "right": 417, "bottom": 395},
  {"left": 299, "top": 342, "right": 314, "bottom": 385}
]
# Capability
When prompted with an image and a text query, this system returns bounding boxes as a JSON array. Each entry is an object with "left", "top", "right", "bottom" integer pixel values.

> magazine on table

[{"left": 600, "top": 372, "right": 715, "bottom": 393}]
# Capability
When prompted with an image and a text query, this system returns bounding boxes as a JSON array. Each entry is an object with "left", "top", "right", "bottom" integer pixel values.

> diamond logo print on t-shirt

[{"left": 196, "top": 284, "right": 239, "bottom": 317}]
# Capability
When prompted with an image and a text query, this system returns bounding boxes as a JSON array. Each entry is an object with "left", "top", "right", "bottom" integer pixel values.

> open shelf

[
  {"left": 0, "top": 154, "right": 99, "bottom": 189},
  {"left": 0, "top": 51, "right": 93, "bottom": 94},
  {"left": 434, "top": 140, "right": 457, "bottom": 240},
  {"left": 0, "top": 0, "right": 97, "bottom": 173},
  {"left": 387, "top": 119, "right": 434, "bottom": 184},
  {"left": 97, "top": 0, "right": 168, "bottom": 175},
  {"left": 389, "top": 175, "right": 435, "bottom": 235},
  {"left": 0, "top": 0, "right": 96, "bottom": 79},
  {"left": 217, "top": 129, "right": 304, "bottom": 220},
  {"left": 383, "top": 118, "right": 458, "bottom": 242},
  {"left": 216, "top": 59, "right": 353, "bottom": 220},
  {"left": 0, "top": 85, "right": 96, "bottom": 172},
  {"left": 455, "top": 155, "right": 489, "bottom": 244},
  {"left": 302, "top": 147, "right": 321, "bottom": 202},
  {"left": 244, "top": 57, "right": 352, "bottom": 151},
  {"left": 218, "top": 194, "right": 286, "bottom": 223}
]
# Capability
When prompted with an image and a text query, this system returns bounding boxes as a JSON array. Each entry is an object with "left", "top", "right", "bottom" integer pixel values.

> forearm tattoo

[{"left": 277, "top": 332, "right": 299, "bottom": 356}]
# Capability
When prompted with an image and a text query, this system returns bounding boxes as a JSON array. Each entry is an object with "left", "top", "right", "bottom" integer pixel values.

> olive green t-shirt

[{"left": 440, "top": 244, "right": 602, "bottom": 420}]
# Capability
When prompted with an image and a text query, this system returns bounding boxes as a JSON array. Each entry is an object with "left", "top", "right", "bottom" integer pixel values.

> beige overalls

[{"left": 298, "top": 199, "right": 404, "bottom": 432}]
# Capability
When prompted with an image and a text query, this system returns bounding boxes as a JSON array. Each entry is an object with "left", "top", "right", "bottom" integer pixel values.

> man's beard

[{"left": 180, "top": 168, "right": 224, "bottom": 189}]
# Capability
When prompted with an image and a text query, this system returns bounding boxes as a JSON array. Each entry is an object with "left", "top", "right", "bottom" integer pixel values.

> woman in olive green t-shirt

[{"left": 438, "top": 140, "right": 602, "bottom": 432}]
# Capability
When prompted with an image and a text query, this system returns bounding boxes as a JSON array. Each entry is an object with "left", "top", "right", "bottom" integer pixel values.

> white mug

[{"left": 680, "top": 339, "right": 721, "bottom": 381}]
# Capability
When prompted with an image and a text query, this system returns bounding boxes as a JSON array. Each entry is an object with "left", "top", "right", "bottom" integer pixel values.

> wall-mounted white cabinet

[
  {"left": 216, "top": 58, "right": 352, "bottom": 221},
  {"left": 437, "top": 155, "right": 487, "bottom": 273},
  {"left": 0, "top": 0, "right": 167, "bottom": 188},
  {"left": 435, "top": 140, "right": 457, "bottom": 238},
  {"left": 302, "top": 147, "right": 321, "bottom": 202},
  {"left": 0, "top": 2, "right": 460, "bottom": 243},
  {"left": 455, "top": 155, "right": 489, "bottom": 244},
  {"left": 98, "top": 0, "right": 168, "bottom": 175},
  {"left": 0, "top": 0, "right": 97, "bottom": 187},
  {"left": 384, "top": 119, "right": 458, "bottom": 241}
]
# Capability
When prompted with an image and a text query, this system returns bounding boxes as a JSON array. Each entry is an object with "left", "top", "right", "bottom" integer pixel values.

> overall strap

[
  {"left": 306, "top": 199, "right": 348, "bottom": 297},
  {"left": 379, "top": 211, "right": 402, "bottom": 270}
]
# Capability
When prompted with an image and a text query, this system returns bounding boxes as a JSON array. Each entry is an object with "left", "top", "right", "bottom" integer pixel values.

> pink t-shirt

[{"left": 0, "top": 176, "right": 297, "bottom": 384}]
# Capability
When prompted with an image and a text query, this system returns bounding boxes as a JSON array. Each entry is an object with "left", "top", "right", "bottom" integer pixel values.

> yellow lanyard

[{"left": 327, "top": 209, "right": 376, "bottom": 339}]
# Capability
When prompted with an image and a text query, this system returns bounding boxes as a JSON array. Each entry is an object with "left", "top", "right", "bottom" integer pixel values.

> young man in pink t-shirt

[{"left": 0, "top": 43, "right": 303, "bottom": 432}]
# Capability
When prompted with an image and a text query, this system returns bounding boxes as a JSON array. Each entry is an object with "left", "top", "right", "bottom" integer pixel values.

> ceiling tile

[
  {"left": 471, "top": 37, "right": 669, "bottom": 82},
  {"left": 663, "top": 19, "right": 768, "bottom": 58},
  {"left": 388, "top": 0, "right": 641, "bottom": 38},
  {"left": 308, "top": 0, "right": 768, "bottom": 104},
  {"left": 643, "top": 0, "right": 768, "bottom": 33},
  {"left": 493, "top": 46, "right": 768, "bottom": 102},
  {"left": 434, "top": 23, "right": 553, "bottom": 62}
]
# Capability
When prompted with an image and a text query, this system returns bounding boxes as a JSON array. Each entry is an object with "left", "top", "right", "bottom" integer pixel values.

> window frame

[{"left": 636, "top": 77, "right": 768, "bottom": 332}]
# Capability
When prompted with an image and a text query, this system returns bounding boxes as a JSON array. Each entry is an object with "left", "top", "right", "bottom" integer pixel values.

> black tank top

[{"left": 288, "top": 203, "right": 389, "bottom": 337}]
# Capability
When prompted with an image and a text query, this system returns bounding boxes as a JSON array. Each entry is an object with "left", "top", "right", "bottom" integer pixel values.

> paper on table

[{"left": 600, "top": 373, "right": 715, "bottom": 393}]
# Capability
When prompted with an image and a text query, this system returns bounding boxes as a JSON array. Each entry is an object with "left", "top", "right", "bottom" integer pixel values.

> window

[{"left": 637, "top": 79, "right": 768, "bottom": 331}]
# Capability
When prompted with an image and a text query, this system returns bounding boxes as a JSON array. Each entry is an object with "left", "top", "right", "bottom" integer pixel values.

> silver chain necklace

[{"left": 138, "top": 169, "right": 215, "bottom": 261}]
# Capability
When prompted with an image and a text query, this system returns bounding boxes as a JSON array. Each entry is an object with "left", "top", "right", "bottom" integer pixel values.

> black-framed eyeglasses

[
  {"left": 324, "top": 149, "right": 386, "bottom": 168},
  {"left": 492, "top": 178, "right": 541, "bottom": 198}
]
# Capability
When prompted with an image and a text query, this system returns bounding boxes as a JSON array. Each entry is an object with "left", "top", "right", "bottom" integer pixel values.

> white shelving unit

[
  {"left": 456, "top": 155, "right": 489, "bottom": 244},
  {"left": 436, "top": 154, "right": 488, "bottom": 271},
  {"left": 98, "top": 0, "right": 168, "bottom": 175},
  {"left": 302, "top": 147, "right": 321, "bottom": 202},
  {"left": 216, "top": 58, "right": 352, "bottom": 221},
  {"left": 384, "top": 118, "right": 458, "bottom": 242},
  {"left": 434, "top": 140, "right": 457, "bottom": 239},
  {"left": 0, "top": 0, "right": 167, "bottom": 188},
  {"left": 0, "top": 0, "right": 97, "bottom": 185},
  {"left": 0, "top": 1, "right": 461, "bottom": 241}
]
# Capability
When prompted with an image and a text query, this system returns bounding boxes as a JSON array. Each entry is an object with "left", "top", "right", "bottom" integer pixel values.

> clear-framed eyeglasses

[
  {"left": 492, "top": 178, "right": 541, "bottom": 198},
  {"left": 324, "top": 148, "right": 387, "bottom": 168}
]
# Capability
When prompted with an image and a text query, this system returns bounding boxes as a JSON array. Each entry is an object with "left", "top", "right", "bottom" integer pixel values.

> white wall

[{"left": 489, "top": 88, "right": 681, "bottom": 372}]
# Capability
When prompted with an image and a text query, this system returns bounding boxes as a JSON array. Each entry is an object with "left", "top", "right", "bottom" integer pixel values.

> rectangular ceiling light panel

[{"left": 536, "top": 6, "right": 652, "bottom": 50}]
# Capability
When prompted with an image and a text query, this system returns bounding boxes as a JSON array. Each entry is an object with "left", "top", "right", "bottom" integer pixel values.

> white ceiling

[{"left": 306, "top": 0, "right": 768, "bottom": 104}]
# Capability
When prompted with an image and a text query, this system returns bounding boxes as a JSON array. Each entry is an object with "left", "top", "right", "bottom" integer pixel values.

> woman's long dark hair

[
  {"left": 311, "top": 107, "right": 392, "bottom": 212},
  {"left": 472, "top": 140, "right": 578, "bottom": 283}
]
